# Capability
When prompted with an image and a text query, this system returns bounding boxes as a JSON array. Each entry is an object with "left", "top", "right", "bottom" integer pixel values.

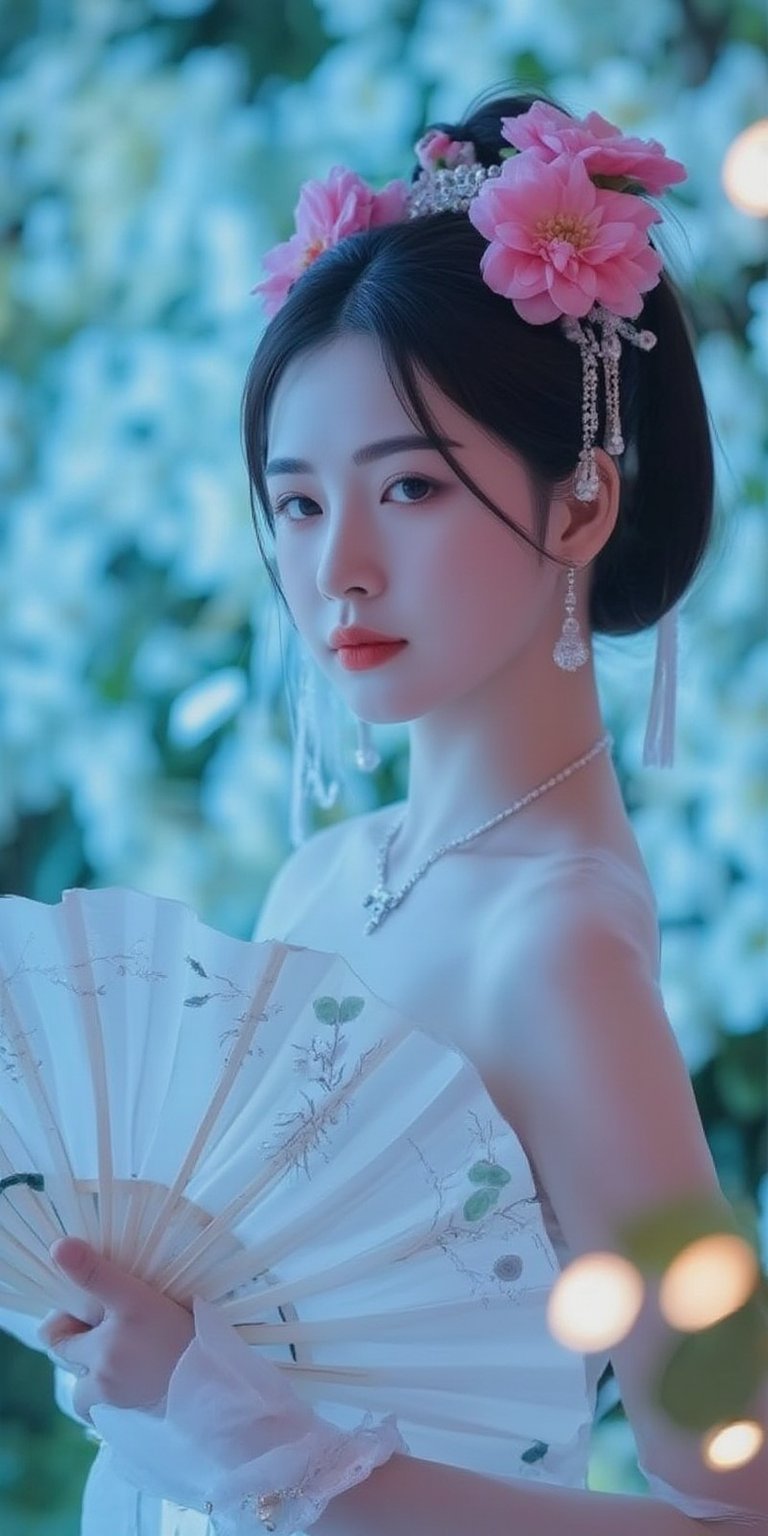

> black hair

[{"left": 242, "top": 87, "right": 714, "bottom": 637}]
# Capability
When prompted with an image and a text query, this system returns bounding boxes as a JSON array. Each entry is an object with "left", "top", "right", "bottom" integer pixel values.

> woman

[{"left": 31, "top": 91, "right": 768, "bottom": 1533}]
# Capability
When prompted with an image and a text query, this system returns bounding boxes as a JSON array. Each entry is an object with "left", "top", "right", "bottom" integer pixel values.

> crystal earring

[
  {"left": 354, "top": 718, "right": 381, "bottom": 773},
  {"left": 553, "top": 565, "right": 589, "bottom": 670},
  {"left": 289, "top": 653, "right": 340, "bottom": 847}
]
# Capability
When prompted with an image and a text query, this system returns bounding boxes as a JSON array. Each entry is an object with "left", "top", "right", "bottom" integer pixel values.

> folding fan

[{"left": 0, "top": 885, "right": 588, "bottom": 1476}]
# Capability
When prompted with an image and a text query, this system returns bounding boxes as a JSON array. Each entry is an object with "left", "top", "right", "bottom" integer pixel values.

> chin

[{"left": 334, "top": 684, "right": 448, "bottom": 728}]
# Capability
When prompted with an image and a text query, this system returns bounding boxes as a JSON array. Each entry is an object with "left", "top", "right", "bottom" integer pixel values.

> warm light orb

[
  {"left": 659, "top": 1233, "right": 759, "bottom": 1331},
  {"left": 547, "top": 1251, "right": 645, "bottom": 1352},
  {"left": 722, "top": 120, "right": 768, "bottom": 216},
  {"left": 702, "top": 1420, "right": 765, "bottom": 1472}
]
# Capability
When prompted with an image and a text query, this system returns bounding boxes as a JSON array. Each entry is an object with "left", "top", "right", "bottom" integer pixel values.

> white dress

[
  {"left": 0, "top": 1084, "right": 610, "bottom": 1534},
  {"left": 0, "top": 853, "right": 762, "bottom": 1531}
]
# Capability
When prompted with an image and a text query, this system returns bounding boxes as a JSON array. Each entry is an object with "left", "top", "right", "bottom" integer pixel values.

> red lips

[{"left": 329, "top": 625, "right": 404, "bottom": 648}]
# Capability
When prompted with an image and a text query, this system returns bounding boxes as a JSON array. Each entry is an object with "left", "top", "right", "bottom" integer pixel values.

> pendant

[{"left": 362, "top": 885, "right": 397, "bottom": 934}]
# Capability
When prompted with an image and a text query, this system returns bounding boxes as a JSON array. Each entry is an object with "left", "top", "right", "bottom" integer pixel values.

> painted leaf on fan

[
  {"left": 468, "top": 1161, "right": 512, "bottom": 1187},
  {"left": 0, "top": 1172, "right": 45, "bottom": 1195},
  {"left": 313, "top": 996, "right": 339, "bottom": 1025},
  {"left": 521, "top": 1440, "right": 549, "bottom": 1464},
  {"left": 184, "top": 994, "right": 212, "bottom": 1007},
  {"left": 464, "top": 1187, "right": 501, "bottom": 1222},
  {"left": 186, "top": 956, "right": 208, "bottom": 978},
  {"left": 338, "top": 996, "right": 365, "bottom": 1023}
]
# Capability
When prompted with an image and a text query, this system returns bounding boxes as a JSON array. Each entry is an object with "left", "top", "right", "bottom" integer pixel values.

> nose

[{"left": 315, "top": 495, "right": 385, "bottom": 602}]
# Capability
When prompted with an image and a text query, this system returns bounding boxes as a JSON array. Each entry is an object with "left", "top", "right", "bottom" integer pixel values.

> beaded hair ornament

[{"left": 253, "top": 101, "right": 688, "bottom": 768}]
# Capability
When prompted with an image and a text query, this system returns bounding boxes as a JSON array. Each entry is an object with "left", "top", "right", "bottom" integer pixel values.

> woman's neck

[{"left": 395, "top": 657, "right": 617, "bottom": 866}]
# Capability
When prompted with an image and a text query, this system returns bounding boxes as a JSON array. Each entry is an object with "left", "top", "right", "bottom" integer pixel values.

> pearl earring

[{"left": 354, "top": 719, "right": 381, "bottom": 772}]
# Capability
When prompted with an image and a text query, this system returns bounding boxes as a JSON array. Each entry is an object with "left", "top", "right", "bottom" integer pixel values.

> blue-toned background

[{"left": 1, "top": 0, "right": 766, "bottom": 1529}]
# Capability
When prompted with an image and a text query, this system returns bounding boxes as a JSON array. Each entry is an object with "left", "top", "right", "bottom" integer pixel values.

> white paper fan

[{"left": 0, "top": 885, "right": 589, "bottom": 1475}]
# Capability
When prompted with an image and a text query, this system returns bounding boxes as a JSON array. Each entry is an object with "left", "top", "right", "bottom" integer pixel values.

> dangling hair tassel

[
  {"left": 289, "top": 658, "right": 340, "bottom": 847},
  {"left": 289, "top": 660, "right": 312, "bottom": 848},
  {"left": 642, "top": 605, "right": 679, "bottom": 768}
]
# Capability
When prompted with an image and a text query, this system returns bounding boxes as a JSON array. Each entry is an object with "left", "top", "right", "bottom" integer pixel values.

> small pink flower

[
  {"left": 414, "top": 129, "right": 477, "bottom": 172},
  {"left": 501, "top": 102, "right": 686, "bottom": 195},
  {"left": 253, "top": 166, "right": 409, "bottom": 317},
  {"left": 468, "top": 151, "right": 662, "bottom": 323}
]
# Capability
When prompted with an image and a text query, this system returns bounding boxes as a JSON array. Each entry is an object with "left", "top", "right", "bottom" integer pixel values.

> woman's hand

[{"left": 38, "top": 1236, "right": 196, "bottom": 1425}]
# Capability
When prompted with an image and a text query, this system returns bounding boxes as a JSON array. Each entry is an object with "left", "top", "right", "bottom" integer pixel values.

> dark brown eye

[
  {"left": 385, "top": 475, "right": 436, "bottom": 503},
  {"left": 273, "top": 495, "right": 319, "bottom": 520}
]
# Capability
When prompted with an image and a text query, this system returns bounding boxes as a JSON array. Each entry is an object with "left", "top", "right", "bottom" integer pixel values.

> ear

[{"left": 547, "top": 449, "right": 621, "bottom": 568}]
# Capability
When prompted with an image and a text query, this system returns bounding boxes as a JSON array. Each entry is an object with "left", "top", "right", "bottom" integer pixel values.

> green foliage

[
  {"left": 656, "top": 1298, "right": 768, "bottom": 1432},
  {"left": 0, "top": 1337, "right": 96, "bottom": 1534}
]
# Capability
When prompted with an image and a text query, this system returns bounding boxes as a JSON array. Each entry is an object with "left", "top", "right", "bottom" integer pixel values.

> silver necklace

[{"left": 362, "top": 732, "right": 613, "bottom": 934}]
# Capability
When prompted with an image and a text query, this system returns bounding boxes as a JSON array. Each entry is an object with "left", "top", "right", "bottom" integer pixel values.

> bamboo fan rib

[{"left": 0, "top": 886, "right": 594, "bottom": 1479}]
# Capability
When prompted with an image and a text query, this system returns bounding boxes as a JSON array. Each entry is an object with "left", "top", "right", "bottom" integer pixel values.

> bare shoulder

[
  {"left": 478, "top": 849, "right": 661, "bottom": 1121},
  {"left": 486, "top": 847, "right": 658, "bottom": 978},
  {"left": 252, "top": 805, "right": 393, "bottom": 942},
  {"left": 252, "top": 821, "right": 346, "bottom": 942}
]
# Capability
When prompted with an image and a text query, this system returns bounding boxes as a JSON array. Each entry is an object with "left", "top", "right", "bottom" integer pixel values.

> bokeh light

[
  {"left": 722, "top": 120, "right": 768, "bottom": 216},
  {"left": 659, "top": 1234, "right": 760, "bottom": 1330},
  {"left": 702, "top": 1420, "right": 765, "bottom": 1472},
  {"left": 547, "top": 1252, "right": 645, "bottom": 1352}
]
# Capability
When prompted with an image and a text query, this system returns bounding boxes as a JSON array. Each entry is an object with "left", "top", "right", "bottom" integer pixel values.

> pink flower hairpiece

[
  {"left": 253, "top": 166, "right": 409, "bottom": 318},
  {"left": 466, "top": 102, "right": 685, "bottom": 325},
  {"left": 252, "top": 103, "right": 685, "bottom": 328},
  {"left": 500, "top": 101, "right": 687, "bottom": 195}
]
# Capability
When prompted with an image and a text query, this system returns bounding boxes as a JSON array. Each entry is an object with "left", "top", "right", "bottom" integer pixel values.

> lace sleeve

[{"left": 90, "top": 1296, "right": 407, "bottom": 1535}]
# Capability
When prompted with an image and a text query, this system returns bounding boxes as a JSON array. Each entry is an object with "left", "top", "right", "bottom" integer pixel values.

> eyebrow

[{"left": 265, "top": 434, "right": 461, "bottom": 477}]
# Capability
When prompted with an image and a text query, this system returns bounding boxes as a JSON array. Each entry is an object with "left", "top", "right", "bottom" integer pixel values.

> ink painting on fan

[{"left": 0, "top": 885, "right": 579, "bottom": 1472}]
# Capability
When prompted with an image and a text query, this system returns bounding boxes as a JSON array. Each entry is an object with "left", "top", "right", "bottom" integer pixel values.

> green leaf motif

[
  {"left": 463, "top": 1187, "right": 500, "bottom": 1222},
  {"left": 0, "top": 1172, "right": 45, "bottom": 1196},
  {"left": 521, "top": 1441, "right": 548, "bottom": 1464},
  {"left": 186, "top": 955, "right": 208, "bottom": 978},
  {"left": 339, "top": 995, "right": 365, "bottom": 1023},
  {"left": 313, "top": 996, "right": 339, "bottom": 1026},
  {"left": 468, "top": 1161, "right": 511, "bottom": 1187},
  {"left": 184, "top": 994, "right": 211, "bottom": 1008}
]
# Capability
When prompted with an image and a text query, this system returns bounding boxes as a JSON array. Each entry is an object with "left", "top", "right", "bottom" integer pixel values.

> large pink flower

[
  {"left": 468, "top": 151, "right": 662, "bottom": 323},
  {"left": 501, "top": 102, "right": 686, "bottom": 195},
  {"left": 253, "top": 167, "right": 409, "bottom": 316}
]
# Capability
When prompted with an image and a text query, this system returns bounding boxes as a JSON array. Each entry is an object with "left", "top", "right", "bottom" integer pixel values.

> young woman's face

[{"left": 265, "top": 332, "right": 559, "bottom": 724}]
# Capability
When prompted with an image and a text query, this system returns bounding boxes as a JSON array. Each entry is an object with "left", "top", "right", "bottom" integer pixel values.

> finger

[
  {"left": 48, "top": 1333, "right": 77, "bottom": 1365},
  {"left": 47, "top": 1333, "right": 93, "bottom": 1374},
  {"left": 38, "top": 1310, "right": 93, "bottom": 1349},
  {"left": 49, "top": 1237, "right": 139, "bottom": 1312},
  {"left": 71, "top": 1382, "right": 95, "bottom": 1427}
]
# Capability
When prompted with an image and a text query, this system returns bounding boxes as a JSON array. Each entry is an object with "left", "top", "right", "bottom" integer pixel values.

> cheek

[{"left": 424, "top": 523, "right": 538, "bottom": 641}]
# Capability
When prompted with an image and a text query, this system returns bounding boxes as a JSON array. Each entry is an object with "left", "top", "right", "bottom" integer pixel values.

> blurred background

[{"left": 0, "top": 0, "right": 766, "bottom": 1530}]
